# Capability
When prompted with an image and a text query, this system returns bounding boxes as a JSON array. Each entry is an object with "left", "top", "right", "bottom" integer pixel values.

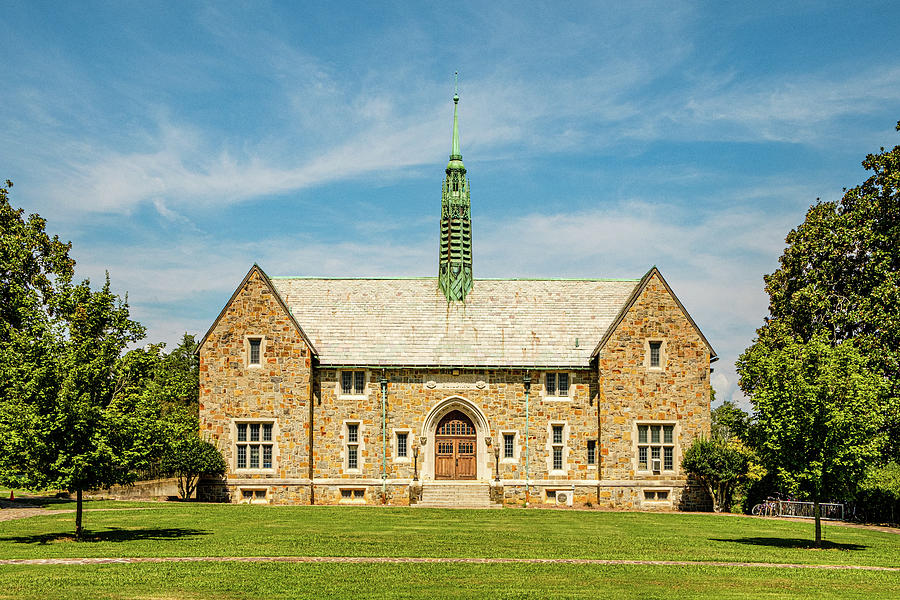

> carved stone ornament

[
  {"left": 484, "top": 436, "right": 492, "bottom": 447},
  {"left": 419, "top": 436, "right": 427, "bottom": 447},
  {"left": 425, "top": 380, "right": 437, "bottom": 389},
  {"left": 476, "top": 379, "right": 486, "bottom": 389}
]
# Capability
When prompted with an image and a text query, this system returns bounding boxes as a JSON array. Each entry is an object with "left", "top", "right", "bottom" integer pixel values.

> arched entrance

[
  {"left": 434, "top": 410, "right": 477, "bottom": 479},
  {"left": 421, "top": 396, "right": 490, "bottom": 481}
]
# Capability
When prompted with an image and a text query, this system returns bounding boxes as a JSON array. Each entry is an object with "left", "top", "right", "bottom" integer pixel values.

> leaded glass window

[
  {"left": 637, "top": 423, "right": 676, "bottom": 472},
  {"left": 235, "top": 421, "right": 275, "bottom": 470},
  {"left": 397, "top": 432, "right": 408, "bottom": 458},
  {"left": 546, "top": 372, "right": 570, "bottom": 397},
  {"left": 649, "top": 341, "right": 662, "bottom": 368},
  {"left": 503, "top": 433, "right": 515, "bottom": 459},
  {"left": 341, "top": 371, "right": 366, "bottom": 395},
  {"left": 248, "top": 338, "right": 261, "bottom": 365},
  {"left": 550, "top": 424, "right": 566, "bottom": 472},
  {"left": 346, "top": 423, "right": 360, "bottom": 470}
]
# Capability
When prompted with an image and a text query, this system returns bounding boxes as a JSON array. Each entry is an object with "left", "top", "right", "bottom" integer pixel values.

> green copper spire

[
  {"left": 439, "top": 75, "right": 473, "bottom": 303},
  {"left": 450, "top": 73, "right": 462, "bottom": 162}
]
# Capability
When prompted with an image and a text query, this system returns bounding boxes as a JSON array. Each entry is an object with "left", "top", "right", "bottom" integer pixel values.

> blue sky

[{"left": 3, "top": 1, "right": 900, "bottom": 406}]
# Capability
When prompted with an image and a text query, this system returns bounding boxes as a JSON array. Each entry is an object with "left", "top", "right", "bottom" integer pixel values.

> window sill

[
  {"left": 542, "top": 396, "right": 572, "bottom": 402},
  {"left": 500, "top": 458, "right": 518, "bottom": 464},
  {"left": 548, "top": 469, "right": 568, "bottom": 477},
  {"left": 393, "top": 457, "right": 411, "bottom": 464},
  {"left": 339, "top": 394, "right": 368, "bottom": 400},
  {"left": 234, "top": 468, "right": 276, "bottom": 475}
]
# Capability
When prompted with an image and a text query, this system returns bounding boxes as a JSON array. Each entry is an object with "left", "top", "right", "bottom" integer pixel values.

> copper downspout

[{"left": 309, "top": 360, "right": 315, "bottom": 505}]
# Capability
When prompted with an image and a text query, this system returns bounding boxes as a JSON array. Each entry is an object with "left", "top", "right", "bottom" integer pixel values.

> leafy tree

[
  {"left": 738, "top": 333, "right": 885, "bottom": 544},
  {"left": 153, "top": 333, "right": 200, "bottom": 412},
  {"left": 0, "top": 182, "right": 162, "bottom": 537},
  {"left": 758, "top": 122, "right": 900, "bottom": 456},
  {"left": 162, "top": 430, "right": 226, "bottom": 500},
  {"left": 738, "top": 124, "right": 899, "bottom": 542},
  {"left": 5, "top": 277, "right": 153, "bottom": 537},
  {"left": 0, "top": 180, "right": 74, "bottom": 337},
  {"left": 711, "top": 400, "right": 752, "bottom": 444},
  {"left": 682, "top": 436, "right": 760, "bottom": 513},
  {"left": 855, "top": 462, "right": 900, "bottom": 525}
]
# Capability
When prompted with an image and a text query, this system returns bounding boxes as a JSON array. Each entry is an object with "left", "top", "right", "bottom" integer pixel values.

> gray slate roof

[{"left": 270, "top": 277, "right": 640, "bottom": 368}]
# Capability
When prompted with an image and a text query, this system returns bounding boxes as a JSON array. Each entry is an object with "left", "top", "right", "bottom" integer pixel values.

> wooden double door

[{"left": 434, "top": 410, "right": 477, "bottom": 479}]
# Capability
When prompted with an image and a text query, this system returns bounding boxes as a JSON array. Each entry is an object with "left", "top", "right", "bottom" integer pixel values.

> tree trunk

[
  {"left": 814, "top": 498, "right": 822, "bottom": 547},
  {"left": 185, "top": 474, "right": 197, "bottom": 500},
  {"left": 702, "top": 479, "right": 719, "bottom": 512},
  {"left": 75, "top": 489, "right": 83, "bottom": 541}
]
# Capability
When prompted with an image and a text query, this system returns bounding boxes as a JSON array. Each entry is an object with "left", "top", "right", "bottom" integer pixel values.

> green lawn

[
  {"left": 1, "top": 562, "right": 898, "bottom": 600},
  {"left": 0, "top": 500, "right": 897, "bottom": 598}
]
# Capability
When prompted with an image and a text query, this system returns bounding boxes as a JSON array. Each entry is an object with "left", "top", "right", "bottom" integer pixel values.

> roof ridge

[{"left": 269, "top": 276, "right": 641, "bottom": 282}]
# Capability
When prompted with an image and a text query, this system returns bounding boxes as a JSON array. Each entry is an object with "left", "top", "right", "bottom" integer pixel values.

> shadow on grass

[
  {"left": 1, "top": 526, "right": 211, "bottom": 545},
  {"left": 710, "top": 537, "right": 867, "bottom": 551},
  {"left": 1, "top": 496, "right": 80, "bottom": 509}
]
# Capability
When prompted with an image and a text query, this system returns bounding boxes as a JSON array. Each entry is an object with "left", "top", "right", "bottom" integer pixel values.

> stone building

[{"left": 197, "top": 92, "right": 716, "bottom": 509}]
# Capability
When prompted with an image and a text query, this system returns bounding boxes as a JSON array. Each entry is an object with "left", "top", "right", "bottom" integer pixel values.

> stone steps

[{"left": 416, "top": 483, "right": 497, "bottom": 509}]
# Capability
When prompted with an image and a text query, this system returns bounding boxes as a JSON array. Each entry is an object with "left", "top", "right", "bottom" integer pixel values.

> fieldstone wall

[
  {"left": 312, "top": 368, "right": 599, "bottom": 485},
  {"left": 595, "top": 271, "right": 712, "bottom": 505},
  {"left": 199, "top": 267, "right": 313, "bottom": 503},
  {"left": 199, "top": 268, "right": 713, "bottom": 510}
]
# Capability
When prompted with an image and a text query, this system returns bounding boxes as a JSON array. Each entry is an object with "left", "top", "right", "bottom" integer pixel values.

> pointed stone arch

[{"left": 420, "top": 396, "right": 491, "bottom": 481}]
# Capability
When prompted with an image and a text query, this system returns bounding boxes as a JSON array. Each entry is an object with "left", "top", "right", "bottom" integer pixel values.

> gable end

[
  {"left": 196, "top": 264, "right": 318, "bottom": 356},
  {"left": 590, "top": 267, "right": 716, "bottom": 360}
]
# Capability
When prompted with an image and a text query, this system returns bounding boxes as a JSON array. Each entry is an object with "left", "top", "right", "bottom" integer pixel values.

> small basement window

[
  {"left": 239, "top": 488, "right": 268, "bottom": 504},
  {"left": 340, "top": 488, "right": 366, "bottom": 503},
  {"left": 644, "top": 490, "right": 670, "bottom": 502}
]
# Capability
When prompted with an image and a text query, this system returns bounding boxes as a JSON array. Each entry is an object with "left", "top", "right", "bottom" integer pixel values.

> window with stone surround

[
  {"left": 645, "top": 339, "right": 666, "bottom": 370},
  {"left": 394, "top": 430, "right": 410, "bottom": 461},
  {"left": 636, "top": 423, "right": 676, "bottom": 473},
  {"left": 340, "top": 370, "right": 367, "bottom": 396},
  {"left": 235, "top": 421, "right": 275, "bottom": 471},
  {"left": 345, "top": 421, "right": 361, "bottom": 471},
  {"left": 587, "top": 439, "right": 597, "bottom": 466},
  {"left": 499, "top": 431, "right": 519, "bottom": 463},
  {"left": 544, "top": 372, "right": 570, "bottom": 398},
  {"left": 244, "top": 336, "right": 265, "bottom": 368},
  {"left": 549, "top": 423, "right": 567, "bottom": 472}
]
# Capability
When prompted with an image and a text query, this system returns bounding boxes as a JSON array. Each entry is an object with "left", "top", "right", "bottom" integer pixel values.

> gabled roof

[
  {"left": 196, "top": 264, "right": 318, "bottom": 356},
  {"left": 590, "top": 266, "right": 717, "bottom": 361},
  {"left": 270, "top": 276, "right": 640, "bottom": 368}
]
